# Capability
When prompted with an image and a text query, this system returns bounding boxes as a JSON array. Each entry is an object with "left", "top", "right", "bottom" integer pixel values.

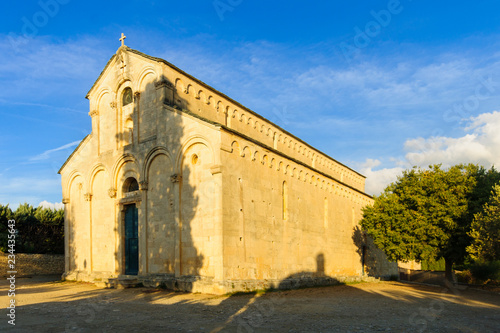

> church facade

[{"left": 59, "top": 42, "right": 397, "bottom": 294}]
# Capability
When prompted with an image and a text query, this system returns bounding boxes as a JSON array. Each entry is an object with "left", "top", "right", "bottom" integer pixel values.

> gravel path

[{"left": 1, "top": 276, "right": 499, "bottom": 332}]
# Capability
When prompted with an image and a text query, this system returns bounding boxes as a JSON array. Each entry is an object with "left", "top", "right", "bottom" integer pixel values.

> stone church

[{"left": 59, "top": 37, "right": 396, "bottom": 294}]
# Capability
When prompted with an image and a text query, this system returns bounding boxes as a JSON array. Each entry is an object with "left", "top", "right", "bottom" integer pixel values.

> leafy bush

[
  {"left": 421, "top": 258, "right": 446, "bottom": 271},
  {"left": 468, "top": 260, "right": 500, "bottom": 283},
  {"left": 0, "top": 203, "right": 64, "bottom": 254}
]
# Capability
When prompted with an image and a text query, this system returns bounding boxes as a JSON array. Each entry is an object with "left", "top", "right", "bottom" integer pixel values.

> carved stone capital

[
  {"left": 134, "top": 92, "right": 141, "bottom": 102},
  {"left": 89, "top": 110, "right": 99, "bottom": 117},
  {"left": 110, "top": 102, "right": 117, "bottom": 109},
  {"left": 62, "top": 198, "right": 70, "bottom": 204},
  {"left": 170, "top": 174, "right": 182, "bottom": 183},
  {"left": 84, "top": 193, "right": 92, "bottom": 202},
  {"left": 108, "top": 188, "right": 117, "bottom": 198},
  {"left": 139, "top": 181, "right": 148, "bottom": 191},
  {"left": 210, "top": 165, "right": 222, "bottom": 175}
]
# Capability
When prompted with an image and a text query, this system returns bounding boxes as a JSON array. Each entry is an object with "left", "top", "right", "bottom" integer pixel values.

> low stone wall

[
  {"left": 399, "top": 268, "right": 446, "bottom": 286},
  {"left": 0, "top": 253, "right": 64, "bottom": 277}
]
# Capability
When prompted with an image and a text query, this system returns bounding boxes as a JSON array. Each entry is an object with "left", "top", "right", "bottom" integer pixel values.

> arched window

[
  {"left": 324, "top": 197, "right": 328, "bottom": 229},
  {"left": 123, "top": 177, "right": 139, "bottom": 193},
  {"left": 122, "top": 87, "right": 133, "bottom": 106},
  {"left": 282, "top": 181, "right": 288, "bottom": 221}
]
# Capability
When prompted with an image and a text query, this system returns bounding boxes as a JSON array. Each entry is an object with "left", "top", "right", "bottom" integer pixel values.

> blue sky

[{"left": 2, "top": 0, "right": 500, "bottom": 208}]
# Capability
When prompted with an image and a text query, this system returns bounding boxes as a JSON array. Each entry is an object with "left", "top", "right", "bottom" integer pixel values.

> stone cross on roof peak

[{"left": 119, "top": 33, "right": 127, "bottom": 47}]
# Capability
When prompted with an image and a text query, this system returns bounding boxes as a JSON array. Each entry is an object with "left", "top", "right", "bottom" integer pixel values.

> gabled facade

[{"left": 59, "top": 45, "right": 397, "bottom": 294}]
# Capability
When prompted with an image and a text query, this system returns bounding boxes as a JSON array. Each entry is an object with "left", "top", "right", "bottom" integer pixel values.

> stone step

[{"left": 105, "top": 276, "right": 141, "bottom": 289}]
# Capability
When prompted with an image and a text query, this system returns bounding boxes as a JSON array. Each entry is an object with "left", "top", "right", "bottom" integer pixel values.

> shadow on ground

[{"left": 1, "top": 273, "right": 499, "bottom": 332}]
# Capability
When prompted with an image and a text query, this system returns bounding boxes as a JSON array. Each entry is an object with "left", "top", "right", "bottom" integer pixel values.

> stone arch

[
  {"left": 96, "top": 89, "right": 115, "bottom": 151},
  {"left": 282, "top": 181, "right": 289, "bottom": 221},
  {"left": 112, "top": 154, "right": 141, "bottom": 197},
  {"left": 65, "top": 170, "right": 85, "bottom": 199},
  {"left": 87, "top": 163, "right": 107, "bottom": 194},
  {"left": 207, "top": 95, "right": 214, "bottom": 106},
  {"left": 231, "top": 141, "right": 242, "bottom": 156},
  {"left": 262, "top": 155, "right": 269, "bottom": 166},
  {"left": 116, "top": 81, "right": 133, "bottom": 103},
  {"left": 136, "top": 67, "right": 158, "bottom": 92},
  {"left": 252, "top": 150, "right": 260, "bottom": 162},
  {"left": 217, "top": 101, "right": 224, "bottom": 112},
  {"left": 67, "top": 172, "right": 87, "bottom": 272},
  {"left": 122, "top": 177, "right": 139, "bottom": 193},
  {"left": 138, "top": 70, "right": 159, "bottom": 140},
  {"left": 178, "top": 138, "right": 216, "bottom": 277},
  {"left": 113, "top": 76, "right": 133, "bottom": 96},
  {"left": 89, "top": 165, "right": 114, "bottom": 272},
  {"left": 146, "top": 148, "right": 175, "bottom": 274},
  {"left": 93, "top": 87, "right": 113, "bottom": 111},
  {"left": 115, "top": 81, "right": 135, "bottom": 148},
  {"left": 143, "top": 146, "right": 174, "bottom": 181},
  {"left": 175, "top": 78, "right": 185, "bottom": 93},
  {"left": 175, "top": 135, "right": 215, "bottom": 173},
  {"left": 197, "top": 89, "right": 205, "bottom": 101},
  {"left": 241, "top": 146, "right": 252, "bottom": 160}
]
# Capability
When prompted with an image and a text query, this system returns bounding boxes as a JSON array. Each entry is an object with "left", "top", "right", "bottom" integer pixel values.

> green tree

[
  {"left": 467, "top": 184, "right": 500, "bottom": 261},
  {"left": 1, "top": 203, "right": 65, "bottom": 254},
  {"left": 34, "top": 207, "right": 64, "bottom": 254},
  {"left": 361, "top": 164, "right": 476, "bottom": 282},
  {"left": 13, "top": 203, "right": 39, "bottom": 253},
  {"left": 0, "top": 205, "right": 13, "bottom": 252}
]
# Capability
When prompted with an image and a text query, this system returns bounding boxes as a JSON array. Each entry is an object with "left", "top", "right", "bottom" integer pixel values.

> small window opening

[
  {"left": 124, "top": 177, "right": 139, "bottom": 193},
  {"left": 123, "top": 87, "right": 133, "bottom": 106}
]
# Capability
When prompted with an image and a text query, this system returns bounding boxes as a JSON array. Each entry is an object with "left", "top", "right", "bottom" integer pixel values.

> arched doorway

[
  {"left": 124, "top": 204, "right": 138, "bottom": 275},
  {"left": 123, "top": 178, "right": 139, "bottom": 275}
]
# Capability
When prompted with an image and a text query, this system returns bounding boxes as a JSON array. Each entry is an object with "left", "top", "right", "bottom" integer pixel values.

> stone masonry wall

[{"left": 0, "top": 253, "right": 64, "bottom": 277}]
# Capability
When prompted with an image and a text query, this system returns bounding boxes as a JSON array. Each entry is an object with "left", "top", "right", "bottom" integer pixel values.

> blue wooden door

[{"left": 124, "top": 205, "right": 139, "bottom": 275}]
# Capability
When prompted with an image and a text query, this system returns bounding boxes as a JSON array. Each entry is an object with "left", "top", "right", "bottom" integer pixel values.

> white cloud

[
  {"left": 403, "top": 111, "right": 500, "bottom": 168},
  {"left": 359, "top": 159, "right": 404, "bottom": 196},
  {"left": 38, "top": 201, "right": 64, "bottom": 210},
  {"left": 363, "top": 111, "right": 500, "bottom": 196},
  {"left": 30, "top": 141, "right": 80, "bottom": 162}
]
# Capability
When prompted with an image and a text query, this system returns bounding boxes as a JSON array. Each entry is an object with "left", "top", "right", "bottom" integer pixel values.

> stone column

[
  {"left": 170, "top": 174, "right": 182, "bottom": 277},
  {"left": 62, "top": 197, "right": 70, "bottom": 275},
  {"left": 138, "top": 181, "right": 148, "bottom": 275}
]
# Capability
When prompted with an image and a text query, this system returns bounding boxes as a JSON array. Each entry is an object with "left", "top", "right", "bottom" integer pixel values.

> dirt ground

[{"left": 1, "top": 276, "right": 499, "bottom": 332}]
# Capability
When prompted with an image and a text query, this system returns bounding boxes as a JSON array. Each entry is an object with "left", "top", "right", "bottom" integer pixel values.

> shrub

[
  {"left": 0, "top": 203, "right": 64, "bottom": 254},
  {"left": 421, "top": 258, "right": 446, "bottom": 271},
  {"left": 468, "top": 260, "right": 500, "bottom": 283}
]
